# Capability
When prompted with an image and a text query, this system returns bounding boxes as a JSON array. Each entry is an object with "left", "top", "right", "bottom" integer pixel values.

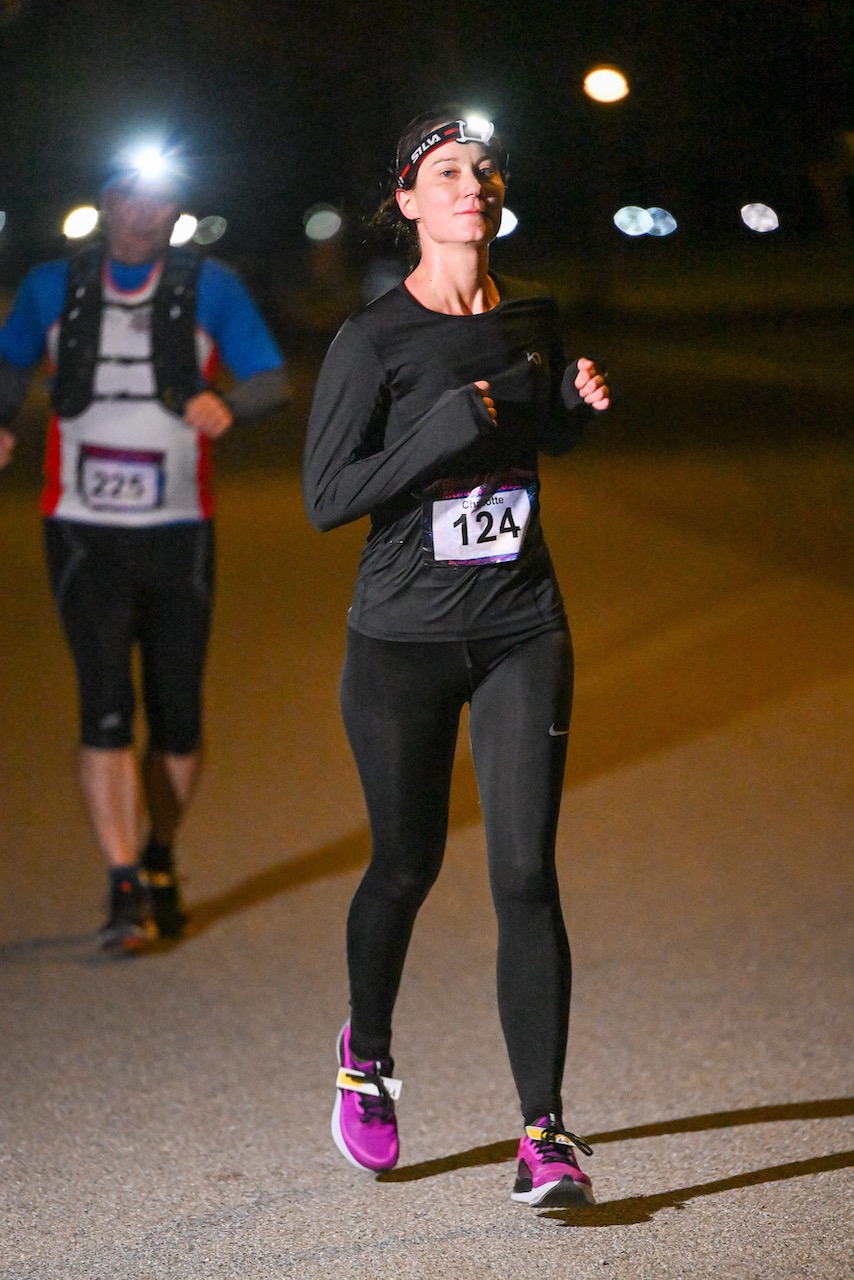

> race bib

[
  {"left": 78, "top": 444, "right": 165, "bottom": 513},
  {"left": 423, "top": 474, "right": 537, "bottom": 566}
]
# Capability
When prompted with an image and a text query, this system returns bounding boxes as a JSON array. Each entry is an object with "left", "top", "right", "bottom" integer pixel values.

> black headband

[{"left": 397, "top": 117, "right": 501, "bottom": 188}]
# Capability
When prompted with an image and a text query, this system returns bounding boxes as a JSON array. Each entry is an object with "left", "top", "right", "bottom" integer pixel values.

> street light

[
  {"left": 496, "top": 207, "right": 518, "bottom": 238},
  {"left": 613, "top": 206, "right": 653, "bottom": 236},
  {"left": 741, "top": 203, "right": 779, "bottom": 233},
  {"left": 63, "top": 205, "right": 99, "bottom": 239},
  {"left": 170, "top": 214, "right": 198, "bottom": 246},
  {"left": 303, "top": 204, "right": 343, "bottom": 242},
  {"left": 584, "top": 66, "right": 629, "bottom": 104},
  {"left": 193, "top": 215, "right": 228, "bottom": 246},
  {"left": 613, "top": 205, "right": 678, "bottom": 237}
]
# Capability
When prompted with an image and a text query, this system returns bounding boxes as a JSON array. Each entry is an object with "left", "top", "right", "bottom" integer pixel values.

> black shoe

[
  {"left": 138, "top": 839, "right": 188, "bottom": 939},
  {"left": 98, "top": 870, "right": 156, "bottom": 951},
  {"left": 140, "top": 869, "right": 188, "bottom": 939}
]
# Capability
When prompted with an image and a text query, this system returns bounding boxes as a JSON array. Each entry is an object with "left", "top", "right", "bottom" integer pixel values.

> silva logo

[{"left": 410, "top": 132, "right": 442, "bottom": 166}]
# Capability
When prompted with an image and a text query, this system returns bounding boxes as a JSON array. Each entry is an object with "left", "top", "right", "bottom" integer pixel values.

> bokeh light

[
  {"left": 63, "top": 205, "right": 99, "bottom": 239},
  {"left": 496, "top": 207, "right": 518, "bottom": 238},
  {"left": 193, "top": 215, "right": 228, "bottom": 245},
  {"left": 741, "top": 203, "right": 779, "bottom": 233},
  {"left": 613, "top": 206, "right": 678, "bottom": 237},
  {"left": 646, "top": 207, "right": 678, "bottom": 237},
  {"left": 613, "top": 206, "right": 653, "bottom": 236},
  {"left": 169, "top": 214, "right": 198, "bottom": 246},
  {"left": 584, "top": 67, "right": 630, "bottom": 103},
  {"left": 304, "top": 204, "right": 343, "bottom": 242}
]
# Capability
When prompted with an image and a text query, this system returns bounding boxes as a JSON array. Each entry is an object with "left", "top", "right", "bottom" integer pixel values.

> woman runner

[{"left": 301, "top": 107, "right": 610, "bottom": 1208}]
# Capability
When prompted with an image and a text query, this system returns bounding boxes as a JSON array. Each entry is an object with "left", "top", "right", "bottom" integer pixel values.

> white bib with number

[
  {"left": 78, "top": 444, "right": 165, "bottom": 514},
  {"left": 425, "top": 476, "right": 536, "bottom": 565}
]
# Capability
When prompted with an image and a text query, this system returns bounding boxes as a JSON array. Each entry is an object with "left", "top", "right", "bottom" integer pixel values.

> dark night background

[
  {"left": 1, "top": 0, "right": 852, "bottom": 496},
  {"left": 1, "top": 0, "right": 852, "bottom": 277}
]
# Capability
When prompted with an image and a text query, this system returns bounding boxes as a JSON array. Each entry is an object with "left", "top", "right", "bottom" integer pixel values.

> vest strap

[{"left": 52, "top": 245, "right": 204, "bottom": 418}]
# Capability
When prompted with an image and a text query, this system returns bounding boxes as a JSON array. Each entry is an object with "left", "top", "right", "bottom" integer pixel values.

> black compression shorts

[{"left": 44, "top": 519, "right": 214, "bottom": 752}]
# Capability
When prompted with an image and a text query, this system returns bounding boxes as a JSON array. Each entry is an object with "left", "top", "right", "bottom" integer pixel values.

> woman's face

[{"left": 396, "top": 141, "right": 505, "bottom": 249}]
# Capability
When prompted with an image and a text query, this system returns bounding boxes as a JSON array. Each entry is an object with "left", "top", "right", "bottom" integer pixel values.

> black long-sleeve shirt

[{"left": 302, "top": 275, "right": 593, "bottom": 641}]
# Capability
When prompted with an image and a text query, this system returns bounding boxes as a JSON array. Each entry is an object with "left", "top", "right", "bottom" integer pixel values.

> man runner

[{"left": 0, "top": 157, "right": 288, "bottom": 949}]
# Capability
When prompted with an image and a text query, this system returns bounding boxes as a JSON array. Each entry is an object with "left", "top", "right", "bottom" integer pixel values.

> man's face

[{"left": 101, "top": 180, "right": 180, "bottom": 264}]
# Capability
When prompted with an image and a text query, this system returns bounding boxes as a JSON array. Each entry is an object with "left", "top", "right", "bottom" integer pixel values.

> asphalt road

[{"left": 0, "top": 353, "right": 852, "bottom": 1276}]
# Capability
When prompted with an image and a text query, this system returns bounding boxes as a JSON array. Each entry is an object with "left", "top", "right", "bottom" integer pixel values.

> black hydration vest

[{"left": 51, "top": 244, "right": 204, "bottom": 418}]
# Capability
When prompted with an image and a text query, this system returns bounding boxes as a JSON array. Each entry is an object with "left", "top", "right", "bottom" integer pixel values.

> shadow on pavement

[
  {"left": 0, "top": 834, "right": 374, "bottom": 961},
  {"left": 377, "top": 1096, "right": 854, "bottom": 1224},
  {"left": 184, "top": 827, "right": 372, "bottom": 936},
  {"left": 542, "top": 1148, "right": 854, "bottom": 1227},
  {"left": 0, "top": 933, "right": 96, "bottom": 963}
]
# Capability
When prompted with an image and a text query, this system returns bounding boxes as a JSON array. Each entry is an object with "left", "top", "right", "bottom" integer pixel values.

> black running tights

[{"left": 340, "top": 625, "right": 573, "bottom": 1123}]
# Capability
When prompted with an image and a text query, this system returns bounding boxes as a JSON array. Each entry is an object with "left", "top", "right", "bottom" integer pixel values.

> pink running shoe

[
  {"left": 331, "top": 1022, "right": 401, "bottom": 1173},
  {"left": 511, "top": 1114, "right": 595, "bottom": 1207}
]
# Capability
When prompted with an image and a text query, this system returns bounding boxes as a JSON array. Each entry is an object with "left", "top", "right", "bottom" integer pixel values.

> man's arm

[
  {"left": 0, "top": 358, "right": 33, "bottom": 425},
  {"left": 0, "top": 260, "right": 66, "bottom": 466},
  {"left": 183, "top": 368, "right": 292, "bottom": 438},
  {"left": 0, "top": 358, "right": 37, "bottom": 468},
  {"left": 222, "top": 366, "right": 291, "bottom": 421},
  {"left": 190, "top": 260, "right": 289, "bottom": 436}
]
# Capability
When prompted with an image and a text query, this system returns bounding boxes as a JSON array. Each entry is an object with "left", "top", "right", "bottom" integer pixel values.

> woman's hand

[
  {"left": 473, "top": 379, "right": 497, "bottom": 424},
  {"left": 574, "top": 358, "right": 610, "bottom": 411}
]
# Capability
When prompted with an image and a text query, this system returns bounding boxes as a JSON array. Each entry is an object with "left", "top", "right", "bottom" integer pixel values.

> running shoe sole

[
  {"left": 331, "top": 1091, "right": 372, "bottom": 1170},
  {"left": 511, "top": 1175, "right": 596, "bottom": 1208},
  {"left": 98, "top": 920, "right": 157, "bottom": 953}
]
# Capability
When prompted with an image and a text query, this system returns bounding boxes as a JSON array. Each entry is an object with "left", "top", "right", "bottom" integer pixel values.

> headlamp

[
  {"left": 456, "top": 115, "right": 495, "bottom": 145},
  {"left": 132, "top": 147, "right": 170, "bottom": 182},
  {"left": 101, "top": 143, "right": 185, "bottom": 202},
  {"left": 397, "top": 116, "right": 503, "bottom": 188}
]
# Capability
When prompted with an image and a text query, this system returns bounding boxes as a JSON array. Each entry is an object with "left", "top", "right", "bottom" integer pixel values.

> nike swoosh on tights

[{"left": 548, "top": 725, "right": 569, "bottom": 736}]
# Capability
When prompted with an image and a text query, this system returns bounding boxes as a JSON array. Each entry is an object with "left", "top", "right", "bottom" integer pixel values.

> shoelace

[
  {"left": 530, "top": 1123, "right": 594, "bottom": 1164},
  {"left": 357, "top": 1065, "right": 396, "bottom": 1125}
]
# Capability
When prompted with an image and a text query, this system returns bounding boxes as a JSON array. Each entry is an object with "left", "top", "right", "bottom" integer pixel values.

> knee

[
  {"left": 361, "top": 851, "right": 442, "bottom": 910},
  {"left": 81, "top": 707, "right": 134, "bottom": 750},
  {"left": 148, "top": 724, "right": 201, "bottom": 755},
  {"left": 146, "top": 701, "right": 202, "bottom": 755},
  {"left": 490, "top": 855, "right": 559, "bottom": 908}
]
